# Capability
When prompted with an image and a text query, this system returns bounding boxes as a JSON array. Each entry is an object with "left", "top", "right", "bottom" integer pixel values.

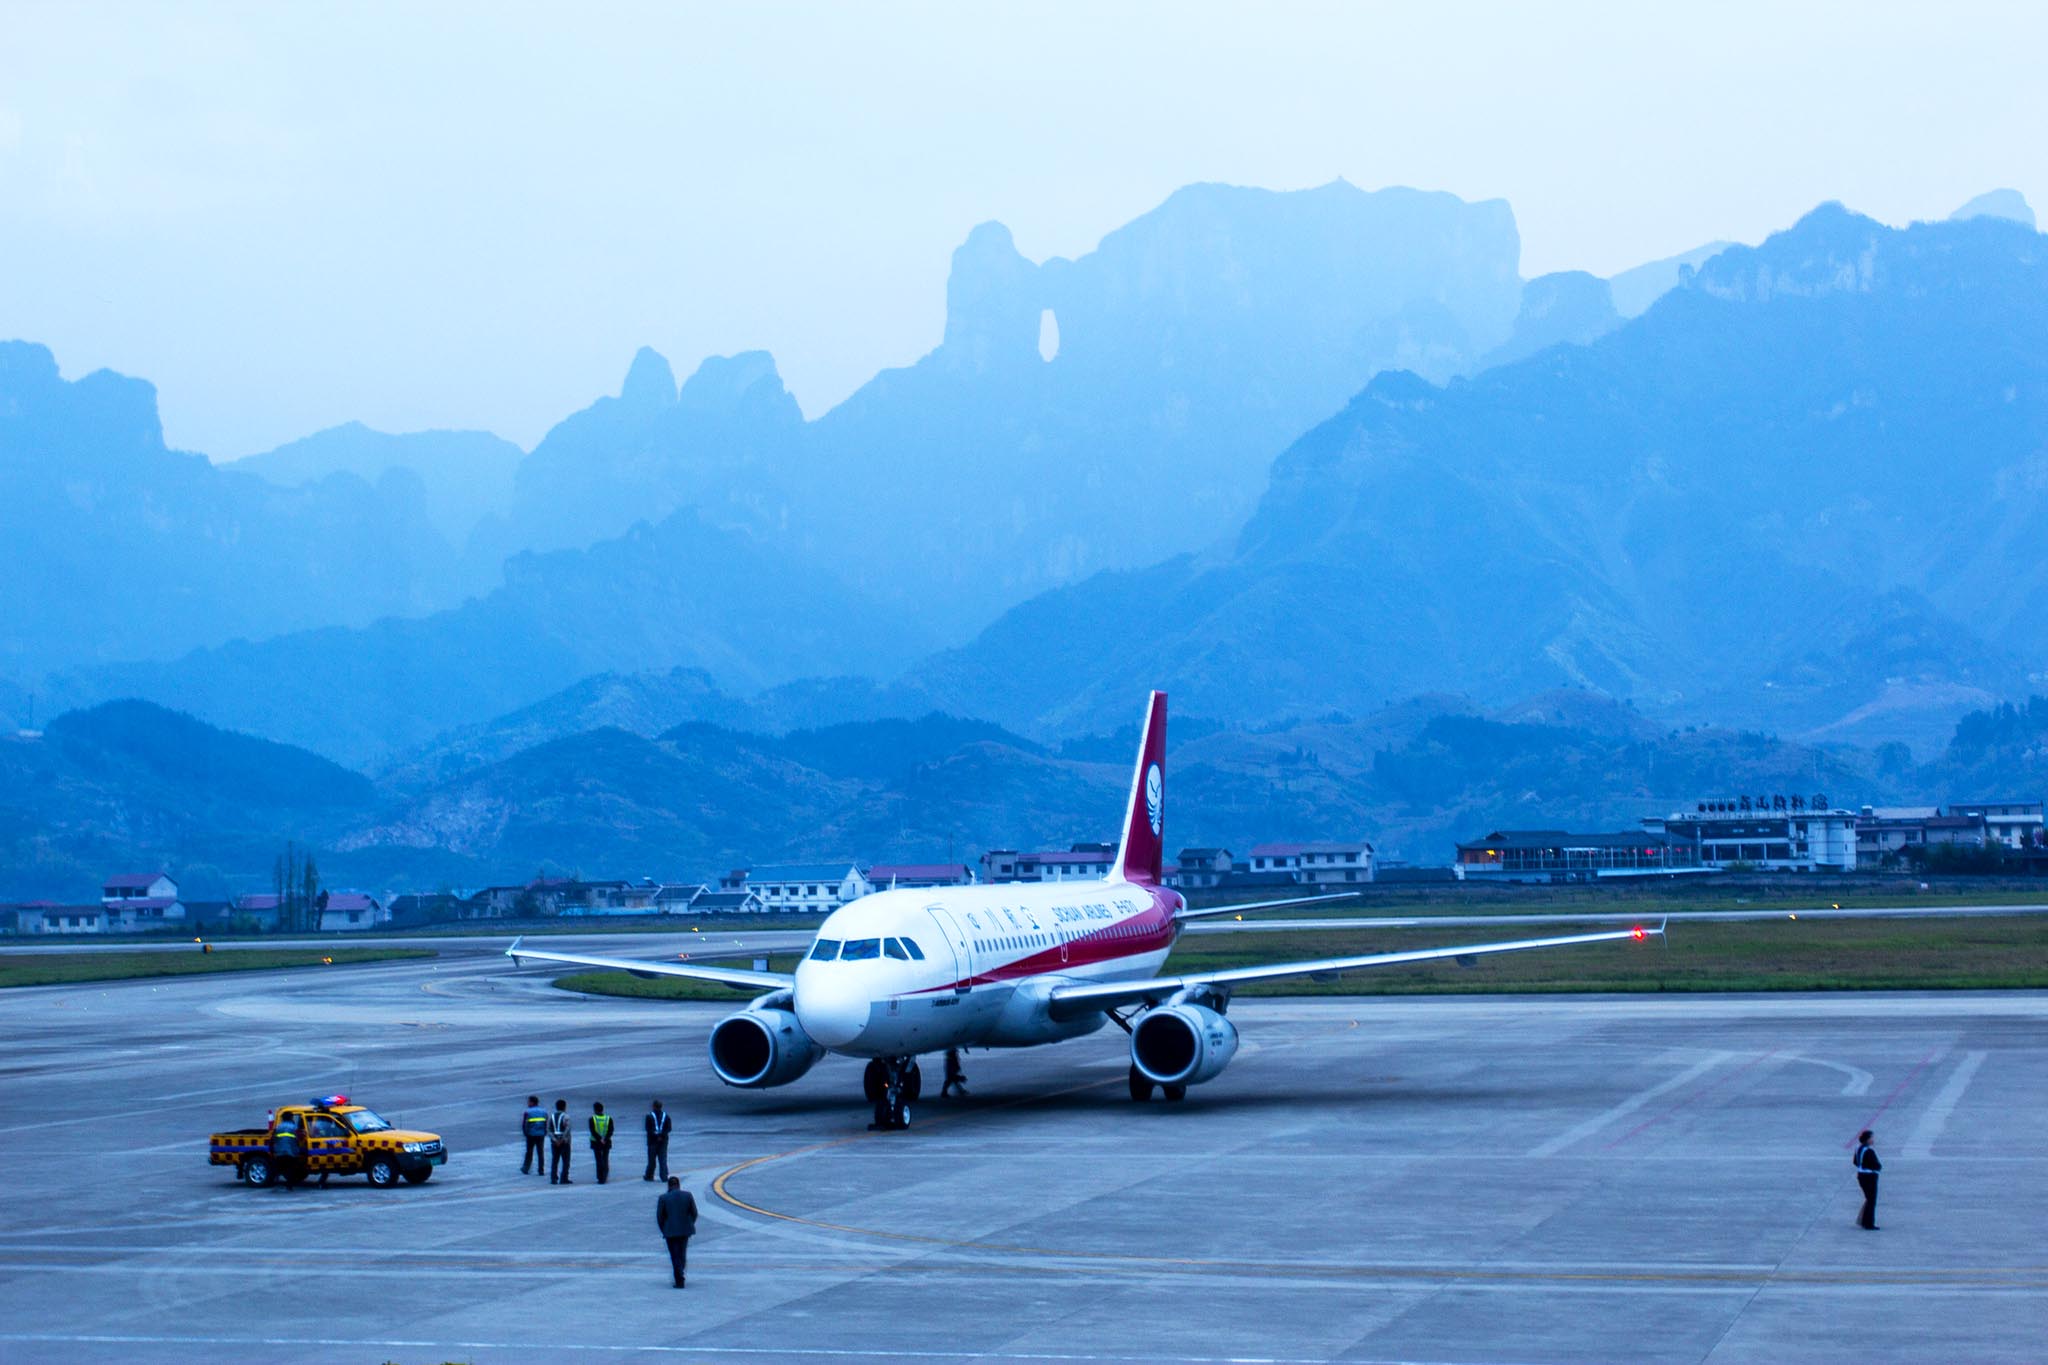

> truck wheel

[
  {"left": 402, "top": 1168, "right": 432, "bottom": 1185},
  {"left": 365, "top": 1157, "right": 399, "bottom": 1188},
  {"left": 242, "top": 1155, "right": 274, "bottom": 1187}
]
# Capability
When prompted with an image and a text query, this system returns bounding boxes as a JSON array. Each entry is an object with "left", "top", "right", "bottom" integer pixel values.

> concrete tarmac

[{"left": 0, "top": 951, "right": 2042, "bottom": 1363}]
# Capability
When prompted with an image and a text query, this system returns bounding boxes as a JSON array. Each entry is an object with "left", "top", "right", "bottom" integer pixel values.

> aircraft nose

[{"left": 795, "top": 969, "right": 868, "bottom": 1049}]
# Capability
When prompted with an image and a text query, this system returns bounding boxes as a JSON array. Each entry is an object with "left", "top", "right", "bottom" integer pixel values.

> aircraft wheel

[
  {"left": 903, "top": 1060, "right": 923, "bottom": 1102},
  {"left": 1128, "top": 1066, "right": 1155, "bottom": 1102},
  {"left": 1163, "top": 1083, "right": 1188, "bottom": 1102},
  {"left": 863, "top": 1059, "right": 888, "bottom": 1102}
]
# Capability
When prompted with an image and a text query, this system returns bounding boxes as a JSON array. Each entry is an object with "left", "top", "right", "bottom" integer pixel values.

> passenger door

[{"left": 924, "top": 905, "right": 971, "bottom": 990}]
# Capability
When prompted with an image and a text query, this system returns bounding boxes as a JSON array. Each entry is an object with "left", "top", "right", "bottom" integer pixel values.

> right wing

[
  {"left": 503, "top": 937, "right": 793, "bottom": 991},
  {"left": 1047, "top": 923, "right": 1661, "bottom": 1019},
  {"left": 1175, "top": 891, "right": 1360, "bottom": 921}
]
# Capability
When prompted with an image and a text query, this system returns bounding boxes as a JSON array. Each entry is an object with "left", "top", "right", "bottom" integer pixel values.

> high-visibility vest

[
  {"left": 590, "top": 1114, "right": 614, "bottom": 1141},
  {"left": 547, "top": 1111, "right": 570, "bottom": 1139},
  {"left": 523, "top": 1108, "right": 547, "bottom": 1135}
]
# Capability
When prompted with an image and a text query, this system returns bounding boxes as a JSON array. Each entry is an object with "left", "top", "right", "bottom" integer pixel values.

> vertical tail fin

[{"left": 1112, "top": 691, "right": 1167, "bottom": 885}]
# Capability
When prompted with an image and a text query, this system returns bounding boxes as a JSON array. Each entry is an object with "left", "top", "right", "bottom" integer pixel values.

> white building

[
  {"left": 318, "top": 892, "right": 390, "bottom": 932},
  {"left": 732, "top": 864, "right": 873, "bottom": 913},
  {"left": 1246, "top": 841, "right": 1376, "bottom": 885},
  {"left": 1948, "top": 800, "right": 2045, "bottom": 850},
  {"left": 1644, "top": 805, "right": 1859, "bottom": 871}
]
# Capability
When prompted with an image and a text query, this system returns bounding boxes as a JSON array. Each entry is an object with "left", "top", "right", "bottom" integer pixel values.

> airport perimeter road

[{"left": 0, "top": 957, "right": 2042, "bottom": 1363}]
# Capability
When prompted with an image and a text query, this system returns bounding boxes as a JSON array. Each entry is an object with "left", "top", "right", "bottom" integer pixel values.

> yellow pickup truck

[{"left": 209, "top": 1095, "right": 448, "bottom": 1188}]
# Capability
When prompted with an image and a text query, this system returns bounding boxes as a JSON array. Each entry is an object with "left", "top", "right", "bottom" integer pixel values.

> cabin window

[
  {"left": 842, "top": 939, "right": 881, "bottom": 961},
  {"left": 809, "top": 939, "right": 841, "bottom": 961},
  {"left": 884, "top": 938, "right": 909, "bottom": 960}
]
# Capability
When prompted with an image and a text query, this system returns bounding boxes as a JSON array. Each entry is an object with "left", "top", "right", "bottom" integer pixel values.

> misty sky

[{"left": 2, "top": 2, "right": 2043, "bottom": 458}]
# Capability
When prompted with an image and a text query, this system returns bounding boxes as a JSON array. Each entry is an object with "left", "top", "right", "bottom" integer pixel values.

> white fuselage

[{"left": 790, "top": 879, "right": 1184, "bottom": 1058}]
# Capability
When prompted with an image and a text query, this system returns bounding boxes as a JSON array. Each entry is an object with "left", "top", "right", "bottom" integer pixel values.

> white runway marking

[
  {"left": 1790, "top": 1054, "right": 1874, "bottom": 1096},
  {"left": 1904, "top": 1049, "right": 1988, "bottom": 1158},
  {"left": 1525, "top": 1051, "right": 1730, "bottom": 1158}
]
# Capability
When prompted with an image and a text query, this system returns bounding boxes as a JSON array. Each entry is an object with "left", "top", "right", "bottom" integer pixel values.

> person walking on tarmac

[
  {"left": 520, "top": 1095, "right": 549, "bottom": 1176},
  {"left": 655, "top": 1176, "right": 698, "bottom": 1288},
  {"left": 588, "top": 1101, "right": 615, "bottom": 1184},
  {"left": 1853, "top": 1128, "right": 1883, "bottom": 1230},
  {"left": 547, "top": 1098, "right": 574, "bottom": 1184},
  {"left": 942, "top": 1048, "right": 969, "bottom": 1098},
  {"left": 644, "top": 1098, "right": 672, "bottom": 1181}
]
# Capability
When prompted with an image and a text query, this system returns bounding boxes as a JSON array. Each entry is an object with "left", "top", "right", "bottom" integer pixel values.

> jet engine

[
  {"left": 708, "top": 1007, "right": 825, "bottom": 1089},
  {"left": 1130, "top": 1002, "right": 1239, "bottom": 1087}
]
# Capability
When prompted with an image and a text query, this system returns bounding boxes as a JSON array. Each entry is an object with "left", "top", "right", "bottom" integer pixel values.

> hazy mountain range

[
  {"left": 4, "top": 180, "right": 2047, "bottom": 892},
  {"left": 6, "top": 688, "right": 2033, "bottom": 901}
]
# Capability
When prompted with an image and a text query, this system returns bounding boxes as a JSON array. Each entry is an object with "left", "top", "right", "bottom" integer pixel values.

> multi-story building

[
  {"left": 101, "top": 872, "right": 186, "bottom": 929},
  {"left": 1169, "top": 848, "right": 1234, "bottom": 890},
  {"left": 1455, "top": 830, "right": 1703, "bottom": 882},
  {"left": 1948, "top": 800, "right": 2045, "bottom": 849},
  {"left": 734, "top": 863, "right": 873, "bottom": 912},
  {"left": 1245, "top": 841, "right": 1376, "bottom": 886},
  {"left": 1643, "top": 803, "right": 1859, "bottom": 871}
]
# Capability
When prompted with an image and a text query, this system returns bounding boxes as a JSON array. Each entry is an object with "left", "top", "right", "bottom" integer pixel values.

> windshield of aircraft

[
  {"left": 841, "top": 938, "right": 882, "bottom": 960},
  {"left": 343, "top": 1109, "right": 392, "bottom": 1133},
  {"left": 810, "top": 939, "right": 839, "bottom": 961}
]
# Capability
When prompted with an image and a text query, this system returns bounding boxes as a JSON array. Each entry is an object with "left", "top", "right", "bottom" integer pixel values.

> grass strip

[
  {"left": 551, "top": 918, "right": 2048, "bottom": 999},
  {"left": 0, "top": 948, "right": 437, "bottom": 989},
  {"left": 1201, "top": 916, "right": 2048, "bottom": 994}
]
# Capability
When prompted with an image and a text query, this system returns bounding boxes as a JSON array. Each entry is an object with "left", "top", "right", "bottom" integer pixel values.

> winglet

[{"left": 506, "top": 936, "right": 524, "bottom": 963}]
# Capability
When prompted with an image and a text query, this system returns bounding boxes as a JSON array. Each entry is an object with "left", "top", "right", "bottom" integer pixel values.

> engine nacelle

[
  {"left": 1131, "top": 1002, "right": 1239, "bottom": 1087},
  {"left": 708, "top": 1007, "right": 824, "bottom": 1089}
]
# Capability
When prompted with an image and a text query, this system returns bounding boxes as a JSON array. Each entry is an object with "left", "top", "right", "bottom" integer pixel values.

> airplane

[{"left": 506, "top": 691, "right": 1661, "bottom": 1128}]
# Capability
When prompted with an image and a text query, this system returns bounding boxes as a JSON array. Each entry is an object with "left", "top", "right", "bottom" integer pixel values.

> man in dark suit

[
  {"left": 655, "top": 1176, "right": 698, "bottom": 1287},
  {"left": 644, "top": 1099, "right": 672, "bottom": 1181},
  {"left": 1853, "top": 1128, "right": 1883, "bottom": 1230}
]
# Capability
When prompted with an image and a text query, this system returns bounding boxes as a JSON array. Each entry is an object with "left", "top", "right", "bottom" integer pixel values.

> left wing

[
  {"left": 503, "top": 937, "right": 792, "bottom": 991},
  {"left": 1047, "top": 923, "right": 1661, "bottom": 1020}
]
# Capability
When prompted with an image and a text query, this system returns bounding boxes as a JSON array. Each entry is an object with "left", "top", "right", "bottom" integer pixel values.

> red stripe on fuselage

[{"left": 904, "top": 885, "right": 1181, "bottom": 994}]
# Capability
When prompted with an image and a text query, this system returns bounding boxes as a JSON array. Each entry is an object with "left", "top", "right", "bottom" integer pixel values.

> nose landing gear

[{"left": 864, "top": 1056, "right": 922, "bottom": 1130}]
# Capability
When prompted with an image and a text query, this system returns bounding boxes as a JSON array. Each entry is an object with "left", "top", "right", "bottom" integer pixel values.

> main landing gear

[
  {"left": 864, "top": 1057, "right": 922, "bottom": 1130},
  {"left": 1128, "top": 1065, "right": 1186, "bottom": 1103}
]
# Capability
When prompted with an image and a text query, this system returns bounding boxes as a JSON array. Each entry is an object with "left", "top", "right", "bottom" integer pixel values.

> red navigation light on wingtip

[{"left": 1631, "top": 925, "right": 1646, "bottom": 941}]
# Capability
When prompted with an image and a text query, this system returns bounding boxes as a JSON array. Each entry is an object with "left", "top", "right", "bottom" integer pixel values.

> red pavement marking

[
  {"left": 1602, "top": 1049, "right": 1781, "bottom": 1151},
  {"left": 1844, "top": 1045, "right": 1942, "bottom": 1148}
]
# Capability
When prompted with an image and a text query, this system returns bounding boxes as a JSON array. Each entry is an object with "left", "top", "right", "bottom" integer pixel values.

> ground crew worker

[
  {"left": 942, "top": 1049, "right": 969, "bottom": 1098},
  {"left": 655, "top": 1175, "right": 698, "bottom": 1288},
  {"left": 589, "top": 1101, "right": 615, "bottom": 1184},
  {"left": 270, "top": 1113, "right": 309, "bottom": 1190},
  {"left": 520, "top": 1095, "right": 548, "bottom": 1175},
  {"left": 644, "top": 1098, "right": 672, "bottom": 1181},
  {"left": 1854, "top": 1128, "right": 1883, "bottom": 1230},
  {"left": 548, "top": 1098, "right": 574, "bottom": 1184}
]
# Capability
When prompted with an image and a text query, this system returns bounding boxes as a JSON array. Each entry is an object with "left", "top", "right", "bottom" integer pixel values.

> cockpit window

[
  {"left": 900, "top": 937, "right": 926, "bottom": 960},
  {"left": 841, "top": 938, "right": 881, "bottom": 961},
  {"left": 809, "top": 939, "right": 840, "bottom": 961},
  {"left": 883, "top": 938, "right": 909, "bottom": 960}
]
